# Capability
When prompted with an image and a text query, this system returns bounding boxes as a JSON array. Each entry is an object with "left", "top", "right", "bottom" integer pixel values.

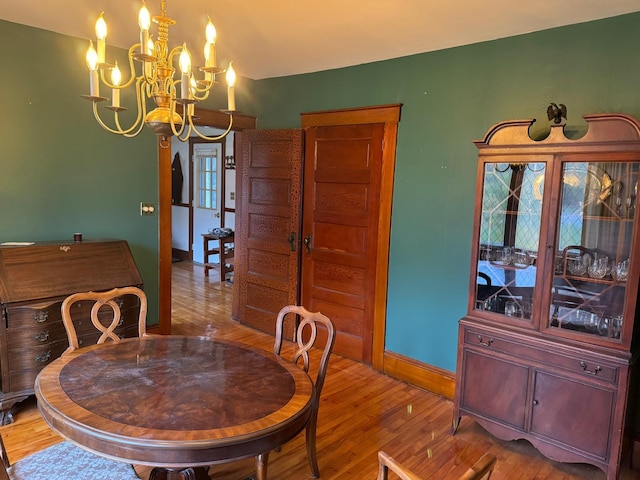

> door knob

[{"left": 303, "top": 235, "right": 312, "bottom": 254}]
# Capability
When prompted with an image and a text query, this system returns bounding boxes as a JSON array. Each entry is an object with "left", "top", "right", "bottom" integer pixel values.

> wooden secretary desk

[
  {"left": 453, "top": 113, "right": 640, "bottom": 480},
  {"left": 0, "top": 239, "right": 143, "bottom": 424}
]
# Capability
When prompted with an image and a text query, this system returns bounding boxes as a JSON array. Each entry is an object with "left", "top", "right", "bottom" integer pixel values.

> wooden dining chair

[
  {"left": 61, "top": 286, "right": 148, "bottom": 354},
  {"left": 458, "top": 453, "right": 496, "bottom": 480},
  {"left": 377, "top": 451, "right": 496, "bottom": 480},
  {"left": 0, "top": 436, "right": 140, "bottom": 480},
  {"left": 256, "top": 305, "right": 336, "bottom": 479}
]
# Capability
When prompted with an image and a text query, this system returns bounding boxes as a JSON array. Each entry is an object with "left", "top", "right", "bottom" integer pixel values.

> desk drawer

[
  {"left": 463, "top": 326, "right": 619, "bottom": 384},
  {"left": 6, "top": 301, "right": 63, "bottom": 330},
  {"left": 7, "top": 339, "right": 68, "bottom": 392}
]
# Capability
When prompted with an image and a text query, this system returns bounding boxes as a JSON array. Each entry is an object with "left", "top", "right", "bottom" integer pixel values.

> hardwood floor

[{"left": 1, "top": 261, "right": 638, "bottom": 479}]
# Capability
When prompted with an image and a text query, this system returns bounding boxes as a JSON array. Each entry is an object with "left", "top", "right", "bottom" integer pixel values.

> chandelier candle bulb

[
  {"left": 144, "top": 37, "right": 154, "bottom": 78},
  {"left": 138, "top": 4, "right": 151, "bottom": 55},
  {"left": 188, "top": 75, "right": 196, "bottom": 116},
  {"left": 111, "top": 62, "right": 122, "bottom": 108},
  {"left": 226, "top": 62, "right": 236, "bottom": 111},
  {"left": 204, "top": 18, "right": 216, "bottom": 68},
  {"left": 179, "top": 44, "right": 191, "bottom": 100},
  {"left": 86, "top": 41, "right": 99, "bottom": 96},
  {"left": 95, "top": 13, "right": 107, "bottom": 64}
]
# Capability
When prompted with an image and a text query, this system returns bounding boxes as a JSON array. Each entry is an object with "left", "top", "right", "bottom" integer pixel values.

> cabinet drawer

[
  {"left": 463, "top": 327, "right": 619, "bottom": 384},
  {"left": 5, "top": 302, "right": 63, "bottom": 330},
  {"left": 7, "top": 321, "right": 68, "bottom": 351},
  {"left": 6, "top": 340, "right": 68, "bottom": 392}
]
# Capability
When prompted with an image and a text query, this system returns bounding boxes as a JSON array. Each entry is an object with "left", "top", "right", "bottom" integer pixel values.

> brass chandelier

[{"left": 82, "top": 0, "right": 235, "bottom": 141}]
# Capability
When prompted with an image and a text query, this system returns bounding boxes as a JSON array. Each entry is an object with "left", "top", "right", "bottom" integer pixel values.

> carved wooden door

[{"left": 234, "top": 129, "right": 303, "bottom": 337}]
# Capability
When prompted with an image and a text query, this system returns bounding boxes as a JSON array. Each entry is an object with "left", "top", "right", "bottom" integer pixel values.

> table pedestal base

[{"left": 149, "top": 467, "right": 210, "bottom": 480}]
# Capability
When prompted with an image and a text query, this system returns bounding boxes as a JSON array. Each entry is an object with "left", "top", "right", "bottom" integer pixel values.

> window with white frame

[{"left": 196, "top": 150, "right": 218, "bottom": 210}]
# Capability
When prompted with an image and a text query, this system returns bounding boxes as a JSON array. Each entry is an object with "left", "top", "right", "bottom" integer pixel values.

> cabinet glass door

[
  {"left": 474, "top": 162, "right": 545, "bottom": 323},
  {"left": 549, "top": 161, "right": 639, "bottom": 342}
]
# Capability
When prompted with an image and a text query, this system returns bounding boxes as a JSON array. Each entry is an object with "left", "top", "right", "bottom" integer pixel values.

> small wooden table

[
  {"left": 35, "top": 336, "right": 313, "bottom": 480},
  {"left": 202, "top": 233, "right": 234, "bottom": 281}
]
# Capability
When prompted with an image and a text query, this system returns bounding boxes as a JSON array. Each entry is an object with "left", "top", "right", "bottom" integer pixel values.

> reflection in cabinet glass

[
  {"left": 475, "top": 162, "right": 545, "bottom": 322},
  {"left": 454, "top": 114, "right": 640, "bottom": 480},
  {"left": 549, "top": 161, "right": 638, "bottom": 341}
]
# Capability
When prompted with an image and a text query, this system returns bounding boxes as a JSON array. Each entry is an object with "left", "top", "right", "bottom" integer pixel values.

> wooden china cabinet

[{"left": 453, "top": 113, "right": 640, "bottom": 480}]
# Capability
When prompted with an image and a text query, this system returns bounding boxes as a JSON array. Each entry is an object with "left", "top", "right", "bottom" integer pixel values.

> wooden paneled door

[
  {"left": 300, "top": 106, "right": 400, "bottom": 363},
  {"left": 234, "top": 129, "right": 304, "bottom": 337}
]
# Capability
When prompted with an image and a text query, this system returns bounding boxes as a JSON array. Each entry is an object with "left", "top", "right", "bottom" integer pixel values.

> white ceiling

[{"left": 1, "top": 0, "right": 639, "bottom": 80}]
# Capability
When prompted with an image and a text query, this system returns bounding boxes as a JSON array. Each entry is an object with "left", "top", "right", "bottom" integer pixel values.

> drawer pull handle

[
  {"left": 476, "top": 335, "right": 494, "bottom": 347},
  {"left": 33, "top": 311, "right": 49, "bottom": 323},
  {"left": 34, "top": 331, "right": 50, "bottom": 342},
  {"left": 580, "top": 361, "right": 602, "bottom": 375},
  {"left": 35, "top": 350, "right": 52, "bottom": 363}
]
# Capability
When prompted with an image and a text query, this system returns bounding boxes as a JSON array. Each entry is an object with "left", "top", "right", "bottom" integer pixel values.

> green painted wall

[
  {"left": 252, "top": 12, "right": 640, "bottom": 372},
  {"left": 0, "top": 20, "right": 160, "bottom": 322}
]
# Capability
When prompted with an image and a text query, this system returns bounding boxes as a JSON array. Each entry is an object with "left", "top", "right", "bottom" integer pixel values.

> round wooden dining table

[{"left": 34, "top": 335, "right": 314, "bottom": 479}]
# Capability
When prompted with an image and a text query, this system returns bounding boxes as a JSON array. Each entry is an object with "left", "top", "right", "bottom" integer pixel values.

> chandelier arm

[
  {"left": 167, "top": 45, "right": 185, "bottom": 69},
  {"left": 192, "top": 79, "right": 213, "bottom": 95},
  {"left": 121, "top": 44, "right": 144, "bottom": 89},
  {"left": 168, "top": 100, "right": 189, "bottom": 138},
  {"left": 192, "top": 88, "right": 210, "bottom": 102},
  {"left": 116, "top": 79, "right": 148, "bottom": 138},
  {"left": 175, "top": 122, "right": 194, "bottom": 142},
  {"left": 188, "top": 113, "right": 234, "bottom": 141},
  {"left": 142, "top": 61, "right": 157, "bottom": 85},
  {"left": 92, "top": 102, "right": 141, "bottom": 136},
  {"left": 91, "top": 78, "right": 146, "bottom": 137},
  {"left": 98, "top": 45, "right": 140, "bottom": 90}
]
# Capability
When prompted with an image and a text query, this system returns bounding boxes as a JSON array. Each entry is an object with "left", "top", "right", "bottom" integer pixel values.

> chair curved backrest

[
  {"left": 61, "top": 286, "right": 148, "bottom": 354},
  {"left": 377, "top": 452, "right": 496, "bottom": 480},
  {"left": 274, "top": 305, "right": 336, "bottom": 400},
  {"left": 271, "top": 304, "right": 336, "bottom": 478}
]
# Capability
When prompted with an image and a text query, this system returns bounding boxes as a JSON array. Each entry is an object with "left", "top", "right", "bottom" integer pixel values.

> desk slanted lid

[{"left": 0, "top": 239, "right": 143, "bottom": 304}]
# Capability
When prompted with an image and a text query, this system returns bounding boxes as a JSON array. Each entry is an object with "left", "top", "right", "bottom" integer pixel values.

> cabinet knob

[{"left": 532, "top": 400, "right": 539, "bottom": 406}]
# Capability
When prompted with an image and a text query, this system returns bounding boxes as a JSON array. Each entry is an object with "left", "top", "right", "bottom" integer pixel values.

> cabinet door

[
  {"left": 547, "top": 160, "right": 640, "bottom": 349},
  {"left": 459, "top": 349, "right": 529, "bottom": 430},
  {"left": 472, "top": 159, "right": 548, "bottom": 327},
  {"left": 530, "top": 370, "right": 614, "bottom": 459}
]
